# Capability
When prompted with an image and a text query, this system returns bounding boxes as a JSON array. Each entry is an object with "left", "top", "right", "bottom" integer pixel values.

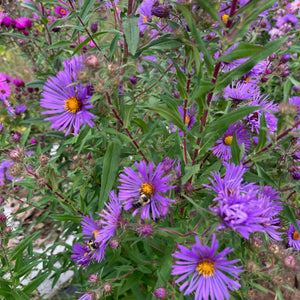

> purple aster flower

[
  {"left": 63, "top": 56, "right": 85, "bottom": 80},
  {"left": 14, "top": 17, "right": 33, "bottom": 30},
  {"left": 71, "top": 243, "right": 92, "bottom": 267},
  {"left": 0, "top": 12, "right": 7, "bottom": 25},
  {"left": 54, "top": 2, "right": 69, "bottom": 17},
  {"left": 223, "top": 81, "right": 259, "bottom": 102},
  {"left": 1, "top": 95, "right": 14, "bottom": 115},
  {"left": 276, "top": 14, "right": 298, "bottom": 27},
  {"left": 118, "top": 160, "right": 175, "bottom": 220},
  {"left": 203, "top": 163, "right": 257, "bottom": 201},
  {"left": 172, "top": 235, "right": 243, "bottom": 300},
  {"left": 171, "top": 102, "right": 197, "bottom": 136},
  {"left": 211, "top": 122, "right": 251, "bottom": 161},
  {"left": 138, "top": 0, "right": 155, "bottom": 34},
  {"left": 15, "top": 104, "right": 27, "bottom": 115},
  {"left": 1, "top": 16, "right": 13, "bottom": 27},
  {"left": 81, "top": 213, "right": 101, "bottom": 242},
  {"left": 40, "top": 65, "right": 96, "bottom": 136},
  {"left": 0, "top": 80, "right": 11, "bottom": 98},
  {"left": 245, "top": 92, "right": 278, "bottom": 134},
  {"left": 287, "top": 221, "right": 300, "bottom": 250},
  {"left": 96, "top": 190, "right": 121, "bottom": 242},
  {"left": 72, "top": 214, "right": 106, "bottom": 265},
  {"left": 12, "top": 78, "right": 25, "bottom": 87},
  {"left": 76, "top": 292, "right": 95, "bottom": 300}
]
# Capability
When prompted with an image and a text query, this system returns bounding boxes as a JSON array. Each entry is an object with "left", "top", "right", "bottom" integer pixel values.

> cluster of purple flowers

[
  {"left": 72, "top": 159, "right": 178, "bottom": 266},
  {"left": 0, "top": 73, "right": 27, "bottom": 116},
  {"left": 204, "top": 163, "right": 283, "bottom": 240}
]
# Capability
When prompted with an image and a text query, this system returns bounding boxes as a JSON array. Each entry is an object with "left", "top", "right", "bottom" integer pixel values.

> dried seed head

[
  {"left": 8, "top": 163, "right": 23, "bottom": 176},
  {"left": 283, "top": 254, "right": 297, "bottom": 269},
  {"left": 107, "top": 63, "right": 117, "bottom": 75},
  {"left": 37, "top": 177, "right": 46, "bottom": 187},
  {"left": 8, "top": 147, "right": 24, "bottom": 161},
  {"left": 38, "top": 154, "right": 49, "bottom": 165},
  {"left": 85, "top": 54, "right": 100, "bottom": 69}
]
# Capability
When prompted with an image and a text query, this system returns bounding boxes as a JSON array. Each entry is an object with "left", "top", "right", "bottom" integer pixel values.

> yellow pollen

[
  {"left": 64, "top": 96, "right": 81, "bottom": 113},
  {"left": 280, "top": 45, "right": 284, "bottom": 50},
  {"left": 196, "top": 258, "right": 215, "bottom": 277},
  {"left": 84, "top": 252, "right": 88, "bottom": 256},
  {"left": 141, "top": 182, "right": 154, "bottom": 195},
  {"left": 184, "top": 115, "right": 190, "bottom": 125},
  {"left": 4, "top": 100, "right": 10, "bottom": 107},
  {"left": 60, "top": 8, "right": 66, "bottom": 14},
  {"left": 143, "top": 15, "right": 148, "bottom": 23},
  {"left": 245, "top": 76, "right": 250, "bottom": 83},
  {"left": 222, "top": 14, "right": 229, "bottom": 24},
  {"left": 292, "top": 230, "right": 300, "bottom": 241},
  {"left": 223, "top": 135, "right": 233, "bottom": 145},
  {"left": 93, "top": 230, "right": 99, "bottom": 239}
]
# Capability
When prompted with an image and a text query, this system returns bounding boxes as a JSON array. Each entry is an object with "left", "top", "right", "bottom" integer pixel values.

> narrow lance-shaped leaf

[
  {"left": 230, "top": 132, "right": 241, "bottom": 165},
  {"left": 122, "top": 16, "right": 140, "bottom": 56},
  {"left": 256, "top": 112, "right": 268, "bottom": 152}
]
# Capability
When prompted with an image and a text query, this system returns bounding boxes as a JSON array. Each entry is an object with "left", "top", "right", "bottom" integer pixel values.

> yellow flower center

[
  {"left": 143, "top": 15, "right": 148, "bottom": 23},
  {"left": 184, "top": 115, "right": 190, "bottom": 125},
  {"left": 222, "top": 14, "right": 229, "bottom": 24},
  {"left": 4, "top": 100, "right": 10, "bottom": 107},
  {"left": 141, "top": 182, "right": 155, "bottom": 195},
  {"left": 0, "top": 89, "right": 5, "bottom": 94},
  {"left": 60, "top": 8, "right": 66, "bottom": 15},
  {"left": 196, "top": 258, "right": 215, "bottom": 277},
  {"left": 245, "top": 76, "right": 250, "bottom": 83},
  {"left": 64, "top": 96, "right": 81, "bottom": 113},
  {"left": 227, "top": 187, "right": 235, "bottom": 195},
  {"left": 292, "top": 230, "right": 300, "bottom": 241},
  {"left": 223, "top": 135, "right": 233, "bottom": 145},
  {"left": 93, "top": 230, "right": 99, "bottom": 239}
]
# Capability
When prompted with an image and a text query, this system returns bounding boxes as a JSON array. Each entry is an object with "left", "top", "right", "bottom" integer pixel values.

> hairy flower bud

[
  {"left": 104, "top": 284, "right": 112, "bottom": 292},
  {"left": 107, "top": 63, "right": 118, "bottom": 75},
  {"left": 0, "top": 213, "right": 6, "bottom": 222},
  {"left": 12, "top": 132, "right": 21, "bottom": 142},
  {"left": 269, "top": 54, "right": 276, "bottom": 61},
  {"left": 154, "top": 287, "right": 168, "bottom": 299},
  {"left": 280, "top": 53, "right": 290, "bottom": 63},
  {"left": 37, "top": 177, "right": 46, "bottom": 187},
  {"left": 129, "top": 76, "right": 137, "bottom": 84},
  {"left": 5, "top": 227, "right": 11, "bottom": 234},
  {"left": 89, "top": 274, "right": 99, "bottom": 283},
  {"left": 281, "top": 70, "right": 290, "bottom": 77},
  {"left": 139, "top": 224, "right": 153, "bottom": 237}
]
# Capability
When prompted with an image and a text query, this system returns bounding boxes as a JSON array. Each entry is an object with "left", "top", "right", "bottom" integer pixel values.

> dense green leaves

[{"left": 123, "top": 17, "right": 140, "bottom": 56}]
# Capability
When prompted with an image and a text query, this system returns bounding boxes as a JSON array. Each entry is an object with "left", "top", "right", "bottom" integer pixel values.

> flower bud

[
  {"left": 90, "top": 22, "right": 98, "bottom": 33},
  {"left": 5, "top": 227, "right": 11, "bottom": 234},
  {"left": 30, "top": 138, "right": 37, "bottom": 144},
  {"left": 280, "top": 53, "right": 290, "bottom": 63},
  {"left": 109, "top": 237, "right": 120, "bottom": 249},
  {"left": 104, "top": 284, "right": 112, "bottom": 293},
  {"left": 283, "top": 254, "right": 296, "bottom": 269},
  {"left": 261, "top": 75, "right": 268, "bottom": 82},
  {"left": 37, "top": 177, "right": 46, "bottom": 187},
  {"left": 89, "top": 274, "right": 99, "bottom": 283},
  {"left": 0, "top": 213, "right": 6, "bottom": 222},
  {"left": 107, "top": 63, "right": 118, "bottom": 75},
  {"left": 11, "top": 132, "right": 21, "bottom": 142},
  {"left": 139, "top": 224, "right": 153, "bottom": 237},
  {"left": 154, "top": 287, "right": 168, "bottom": 299},
  {"left": 269, "top": 54, "right": 276, "bottom": 61},
  {"left": 293, "top": 85, "right": 300, "bottom": 93},
  {"left": 151, "top": 5, "right": 170, "bottom": 18},
  {"left": 281, "top": 70, "right": 290, "bottom": 77},
  {"left": 129, "top": 76, "right": 137, "bottom": 84},
  {"left": 173, "top": 91, "right": 180, "bottom": 98}
]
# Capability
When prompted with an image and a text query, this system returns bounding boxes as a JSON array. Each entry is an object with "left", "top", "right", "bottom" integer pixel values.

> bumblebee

[
  {"left": 86, "top": 239, "right": 99, "bottom": 251},
  {"left": 132, "top": 193, "right": 151, "bottom": 208}
]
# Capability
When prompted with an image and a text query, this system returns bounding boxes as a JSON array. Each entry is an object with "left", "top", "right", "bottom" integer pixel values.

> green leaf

[
  {"left": 215, "top": 37, "right": 288, "bottom": 93},
  {"left": 79, "top": 0, "right": 96, "bottom": 21},
  {"left": 218, "top": 43, "right": 264, "bottom": 62},
  {"left": 123, "top": 104, "right": 136, "bottom": 128},
  {"left": 22, "top": 272, "right": 50, "bottom": 294},
  {"left": 132, "top": 118, "right": 148, "bottom": 133},
  {"left": 283, "top": 205, "right": 300, "bottom": 234},
  {"left": 10, "top": 230, "right": 42, "bottom": 260},
  {"left": 256, "top": 112, "right": 267, "bottom": 151},
  {"left": 25, "top": 80, "right": 45, "bottom": 88},
  {"left": 176, "top": 4, "right": 213, "bottom": 75},
  {"left": 51, "top": 214, "right": 82, "bottom": 222},
  {"left": 181, "top": 164, "right": 200, "bottom": 184},
  {"left": 204, "top": 106, "right": 260, "bottom": 134},
  {"left": 21, "top": 2, "right": 41, "bottom": 16},
  {"left": 20, "top": 126, "right": 31, "bottom": 146},
  {"left": 149, "top": 105, "right": 186, "bottom": 135},
  {"left": 46, "top": 41, "right": 73, "bottom": 50},
  {"left": 255, "top": 163, "right": 276, "bottom": 187},
  {"left": 230, "top": 133, "right": 241, "bottom": 165},
  {"left": 99, "top": 141, "right": 121, "bottom": 210},
  {"left": 123, "top": 16, "right": 140, "bottom": 56}
]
